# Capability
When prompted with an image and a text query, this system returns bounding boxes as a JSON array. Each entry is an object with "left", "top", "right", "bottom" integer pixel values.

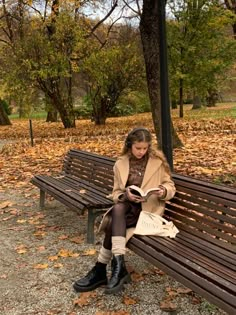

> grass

[
  {"left": 8, "top": 102, "right": 236, "bottom": 121},
  {"left": 171, "top": 102, "right": 236, "bottom": 120},
  {"left": 9, "top": 111, "right": 47, "bottom": 120}
]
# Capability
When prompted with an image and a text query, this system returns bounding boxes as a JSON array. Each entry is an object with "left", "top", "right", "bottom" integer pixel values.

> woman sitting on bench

[{"left": 73, "top": 127, "right": 176, "bottom": 294}]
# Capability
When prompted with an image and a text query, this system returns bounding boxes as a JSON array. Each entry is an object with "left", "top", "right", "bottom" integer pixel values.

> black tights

[{"left": 103, "top": 201, "right": 141, "bottom": 250}]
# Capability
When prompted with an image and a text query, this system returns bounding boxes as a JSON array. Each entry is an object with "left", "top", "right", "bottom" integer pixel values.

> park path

[{"left": 0, "top": 185, "right": 227, "bottom": 315}]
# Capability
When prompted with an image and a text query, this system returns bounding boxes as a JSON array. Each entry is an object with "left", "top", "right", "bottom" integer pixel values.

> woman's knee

[{"left": 112, "top": 203, "right": 127, "bottom": 219}]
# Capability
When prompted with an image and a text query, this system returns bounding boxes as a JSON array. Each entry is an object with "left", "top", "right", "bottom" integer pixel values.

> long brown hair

[{"left": 121, "top": 127, "right": 171, "bottom": 175}]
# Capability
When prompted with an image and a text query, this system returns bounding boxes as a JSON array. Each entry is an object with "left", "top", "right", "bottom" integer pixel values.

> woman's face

[{"left": 131, "top": 141, "right": 149, "bottom": 159}]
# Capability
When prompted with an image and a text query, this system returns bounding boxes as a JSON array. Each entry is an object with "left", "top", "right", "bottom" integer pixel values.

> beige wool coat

[{"left": 100, "top": 153, "right": 176, "bottom": 241}]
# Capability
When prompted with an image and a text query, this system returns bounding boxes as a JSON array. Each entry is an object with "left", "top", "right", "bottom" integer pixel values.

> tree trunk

[
  {"left": 192, "top": 95, "right": 201, "bottom": 109},
  {"left": 46, "top": 110, "right": 58, "bottom": 122},
  {"left": 92, "top": 97, "right": 107, "bottom": 125},
  {"left": 171, "top": 99, "right": 177, "bottom": 109},
  {"left": 140, "top": 0, "right": 182, "bottom": 149},
  {"left": 206, "top": 90, "right": 218, "bottom": 107},
  {"left": 51, "top": 94, "right": 75, "bottom": 128},
  {"left": 0, "top": 102, "right": 11, "bottom": 125}
]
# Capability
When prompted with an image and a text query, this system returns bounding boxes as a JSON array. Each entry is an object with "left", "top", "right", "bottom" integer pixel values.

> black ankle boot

[
  {"left": 104, "top": 255, "right": 131, "bottom": 294},
  {"left": 73, "top": 262, "right": 107, "bottom": 292}
]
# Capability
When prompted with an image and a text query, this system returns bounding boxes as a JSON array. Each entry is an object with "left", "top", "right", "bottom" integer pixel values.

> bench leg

[
  {"left": 87, "top": 210, "right": 96, "bottom": 244},
  {"left": 87, "top": 209, "right": 107, "bottom": 244},
  {"left": 39, "top": 190, "right": 46, "bottom": 209}
]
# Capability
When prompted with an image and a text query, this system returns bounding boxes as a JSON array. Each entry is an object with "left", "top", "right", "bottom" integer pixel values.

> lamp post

[{"left": 158, "top": 0, "right": 173, "bottom": 170}]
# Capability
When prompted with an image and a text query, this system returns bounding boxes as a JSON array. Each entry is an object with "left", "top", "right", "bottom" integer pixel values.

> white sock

[
  {"left": 112, "top": 236, "right": 126, "bottom": 255},
  {"left": 97, "top": 246, "right": 112, "bottom": 264}
]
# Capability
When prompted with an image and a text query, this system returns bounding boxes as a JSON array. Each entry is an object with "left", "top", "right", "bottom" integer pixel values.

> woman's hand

[
  {"left": 126, "top": 187, "right": 144, "bottom": 203},
  {"left": 151, "top": 186, "right": 167, "bottom": 199}
]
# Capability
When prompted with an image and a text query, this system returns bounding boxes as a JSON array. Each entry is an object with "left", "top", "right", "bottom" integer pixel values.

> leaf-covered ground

[
  {"left": 0, "top": 105, "right": 235, "bottom": 193},
  {"left": 0, "top": 106, "right": 234, "bottom": 315}
]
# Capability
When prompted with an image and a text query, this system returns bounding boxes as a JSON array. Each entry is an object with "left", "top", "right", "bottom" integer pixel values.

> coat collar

[{"left": 118, "top": 154, "right": 162, "bottom": 188}]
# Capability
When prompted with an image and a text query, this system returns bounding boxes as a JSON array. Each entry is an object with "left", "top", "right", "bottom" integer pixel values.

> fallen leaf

[
  {"left": 74, "top": 291, "right": 97, "bottom": 307},
  {"left": 37, "top": 246, "right": 46, "bottom": 251},
  {"left": 82, "top": 249, "right": 97, "bottom": 256},
  {"left": 0, "top": 201, "right": 14, "bottom": 209},
  {"left": 160, "top": 300, "right": 177, "bottom": 311},
  {"left": 58, "top": 234, "right": 69, "bottom": 240},
  {"left": 34, "top": 263, "right": 49, "bottom": 269},
  {"left": 70, "top": 236, "right": 84, "bottom": 244},
  {"left": 53, "top": 263, "right": 63, "bottom": 268},
  {"left": 131, "top": 272, "right": 144, "bottom": 282},
  {"left": 176, "top": 287, "right": 193, "bottom": 295},
  {"left": 48, "top": 256, "right": 58, "bottom": 261},
  {"left": 17, "top": 219, "right": 27, "bottom": 223},
  {"left": 34, "top": 231, "right": 46, "bottom": 237},
  {"left": 123, "top": 296, "right": 137, "bottom": 305}
]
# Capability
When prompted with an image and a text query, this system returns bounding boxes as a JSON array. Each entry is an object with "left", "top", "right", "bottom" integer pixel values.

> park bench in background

[{"left": 31, "top": 149, "right": 236, "bottom": 314}]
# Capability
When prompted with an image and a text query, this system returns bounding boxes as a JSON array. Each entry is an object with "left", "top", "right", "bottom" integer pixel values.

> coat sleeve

[
  {"left": 159, "top": 165, "right": 176, "bottom": 201},
  {"left": 111, "top": 162, "right": 126, "bottom": 203}
]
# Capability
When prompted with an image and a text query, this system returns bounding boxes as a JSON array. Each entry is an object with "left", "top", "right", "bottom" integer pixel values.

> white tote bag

[{"left": 134, "top": 211, "right": 179, "bottom": 238}]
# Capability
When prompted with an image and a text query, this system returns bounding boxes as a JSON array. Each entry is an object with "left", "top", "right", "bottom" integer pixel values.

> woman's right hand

[{"left": 126, "top": 187, "right": 144, "bottom": 203}]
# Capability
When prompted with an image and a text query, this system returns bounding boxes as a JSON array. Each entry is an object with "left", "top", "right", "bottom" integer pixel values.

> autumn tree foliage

[
  {"left": 82, "top": 25, "right": 146, "bottom": 125},
  {"left": 167, "top": 0, "right": 236, "bottom": 117}
]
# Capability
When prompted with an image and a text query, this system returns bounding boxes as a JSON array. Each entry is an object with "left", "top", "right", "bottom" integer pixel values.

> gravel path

[{"left": 0, "top": 188, "right": 227, "bottom": 315}]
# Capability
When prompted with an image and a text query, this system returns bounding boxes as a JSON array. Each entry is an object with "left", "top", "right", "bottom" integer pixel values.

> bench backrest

[
  {"left": 167, "top": 173, "right": 236, "bottom": 251},
  {"left": 63, "top": 150, "right": 236, "bottom": 250},
  {"left": 62, "top": 149, "right": 115, "bottom": 194}
]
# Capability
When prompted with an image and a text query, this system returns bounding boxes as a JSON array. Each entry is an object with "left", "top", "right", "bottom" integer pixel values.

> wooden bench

[
  {"left": 31, "top": 149, "right": 236, "bottom": 314},
  {"left": 31, "top": 149, "right": 115, "bottom": 243}
]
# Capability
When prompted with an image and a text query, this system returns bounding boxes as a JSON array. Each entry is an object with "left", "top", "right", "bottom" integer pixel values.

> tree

[
  {"left": 140, "top": 0, "right": 182, "bottom": 148},
  {"left": 82, "top": 25, "right": 145, "bottom": 125},
  {"left": 224, "top": 0, "right": 236, "bottom": 38},
  {"left": 0, "top": 99, "right": 11, "bottom": 125},
  {"left": 167, "top": 0, "right": 236, "bottom": 113}
]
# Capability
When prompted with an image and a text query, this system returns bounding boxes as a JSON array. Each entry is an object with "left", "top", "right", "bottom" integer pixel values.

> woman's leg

[{"left": 105, "top": 202, "right": 133, "bottom": 294}]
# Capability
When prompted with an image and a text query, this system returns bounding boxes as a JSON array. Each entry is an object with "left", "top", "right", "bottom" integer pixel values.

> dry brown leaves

[{"left": 0, "top": 111, "right": 235, "bottom": 192}]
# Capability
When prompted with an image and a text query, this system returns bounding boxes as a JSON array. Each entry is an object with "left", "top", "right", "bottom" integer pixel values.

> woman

[{"left": 73, "top": 127, "right": 176, "bottom": 294}]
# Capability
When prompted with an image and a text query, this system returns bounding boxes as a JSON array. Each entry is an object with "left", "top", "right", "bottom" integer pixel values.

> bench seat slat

[
  {"left": 175, "top": 231, "right": 236, "bottom": 268},
  {"left": 149, "top": 236, "right": 236, "bottom": 283},
  {"left": 143, "top": 236, "right": 236, "bottom": 292},
  {"left": 127, "top": 236, "right": 236, "bottom": 315},
  {"left": 32, "top": 175, "right": 113, "bottom": 208},
  {"left": 128, "top": 236, "right": 236, "bottom": 303}
]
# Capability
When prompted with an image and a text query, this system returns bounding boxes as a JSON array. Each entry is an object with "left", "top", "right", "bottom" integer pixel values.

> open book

[{"left": 129, "top": 185, "right": 161, "bottom": 201}]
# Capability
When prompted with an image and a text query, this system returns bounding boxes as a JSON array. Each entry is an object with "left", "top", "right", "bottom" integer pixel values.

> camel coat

[{"left": 99, "top": 154, "right": 176, "bottom": 241}]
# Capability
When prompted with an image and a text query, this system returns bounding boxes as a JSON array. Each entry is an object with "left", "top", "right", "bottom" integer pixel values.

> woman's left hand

[{"left": 151, "top": 186, "right": 167, "bottom": 199}]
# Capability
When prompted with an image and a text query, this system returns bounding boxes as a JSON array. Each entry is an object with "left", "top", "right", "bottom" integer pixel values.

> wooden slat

[
  {"left": 175, "top": 232, "right": 236, "bottom": 270},
  {"left": 172, "top": 173, "right": 236, "bottom": 196},
  {"left": 165, "top": 203, "right": 236, "bottom": 236},
  {"left": 32, "top": 175, "right": 113, "bottom": 208},
  {"left": 148, "top": 236, "right": 236, "bottom": 283},
  {"left": 173, "top": 192, "right": 236, "bottom": 218},
  {"left": 127, "top": 237, "right": 236, "bottom": 315},
  {"left": 165, "top": 208, "right": 236, "bottom": 245}
]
